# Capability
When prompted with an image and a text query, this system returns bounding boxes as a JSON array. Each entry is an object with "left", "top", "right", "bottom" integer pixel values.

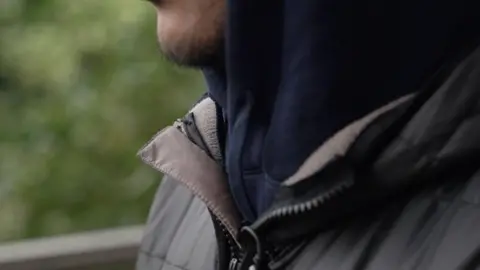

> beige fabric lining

[
  {"left": 138, "top": 94, "right": 413, "bottom": 235},
  {"left": 138, "top": 126, "right": 240, "bottom": 237},
  {"left": 188, "top": 98, "right": 223, "bottom": 162},
  {"left": 284, "top": 94, "right": 414, "bottom": 186}
]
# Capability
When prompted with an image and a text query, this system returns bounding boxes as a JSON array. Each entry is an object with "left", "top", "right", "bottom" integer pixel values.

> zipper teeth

[
  {"left": 215, "top": 216, "right": 243, "bottom": 270},
  {"left": 219, "top": 217, "right": 240, "bottom": 257},
  {"left": 261, "top": 179, "right": 354, "bottom": 224}
]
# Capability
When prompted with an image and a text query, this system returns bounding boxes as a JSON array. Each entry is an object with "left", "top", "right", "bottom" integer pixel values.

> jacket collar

[{"left": 138, "top": 95, "right": 412, "bottom": 235}]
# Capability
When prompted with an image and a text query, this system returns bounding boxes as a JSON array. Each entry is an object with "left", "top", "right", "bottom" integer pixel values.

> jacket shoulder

[
  {"left": 136, "top": 176, "right": 217, "bottom": 270},
  {"left": 287, "top": 170, "right": 480, "bottom": 270}
]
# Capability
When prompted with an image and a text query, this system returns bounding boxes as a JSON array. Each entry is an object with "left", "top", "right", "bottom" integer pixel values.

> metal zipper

[
  {"left": 229, "top": 258, "right": 239, "bottom": 270},
  {"left": 215, "top": 215, "right": 241, "bottom": 255},
  {"left": 255, "top": 178, "right": 354, "bottom": 228},
  {"left": 236, "top": 178, "right": 354, "bottom": 270},
  {"left": 211, "top": 215, "right": 243, "bottom": 270}
]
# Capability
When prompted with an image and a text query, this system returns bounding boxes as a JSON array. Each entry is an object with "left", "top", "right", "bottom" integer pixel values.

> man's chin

[{"left": 160, "top": 45, "right": 223, "bottom": 69}]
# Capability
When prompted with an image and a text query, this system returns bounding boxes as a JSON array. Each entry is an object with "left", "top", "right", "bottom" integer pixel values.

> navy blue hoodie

[{"left": 204, "top": 0, "right": 480, "bottom": 223}]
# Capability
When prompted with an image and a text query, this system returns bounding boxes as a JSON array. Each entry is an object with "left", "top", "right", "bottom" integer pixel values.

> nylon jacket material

[{"left": 137, "top": 46, "right": 480, "bottom": 270}]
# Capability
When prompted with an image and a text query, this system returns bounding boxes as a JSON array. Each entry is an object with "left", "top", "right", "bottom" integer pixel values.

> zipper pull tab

[
  {"left": 229, "top": 258, "right": 238, "bottom": 270},
  {"left": 238, "top": 226, "right": 264, "bottom": 270}
]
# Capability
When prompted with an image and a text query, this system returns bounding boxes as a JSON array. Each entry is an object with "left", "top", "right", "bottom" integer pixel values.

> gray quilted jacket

[{"left": 136, "top": 46, "right": 480, "bottom": 270}]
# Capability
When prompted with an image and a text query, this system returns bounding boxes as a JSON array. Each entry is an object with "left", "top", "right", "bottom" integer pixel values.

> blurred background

[{"left": 0, "top": 0, "right": 203, "bottom": 244}]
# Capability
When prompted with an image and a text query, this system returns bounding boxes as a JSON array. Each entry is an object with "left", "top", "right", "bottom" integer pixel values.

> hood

[{"left": 204, "top": 0, "right": 480, "bottom": 223}]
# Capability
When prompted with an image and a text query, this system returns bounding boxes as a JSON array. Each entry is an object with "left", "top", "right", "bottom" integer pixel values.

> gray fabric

[
  {"left": 136, "top": 177, "right": 217, "bottom": 270},
  {"left": 138, "top": 170, "right": 480, "bottom": 270},
  {"left": 137, "top": 48, "right": 480, "bottom": 270},
  {"left": 188, "top": 98, "right": 223, "bottom": 162},
  {"left": 138, "top": 126, "right": 239, "bottom": 236},
  {"left": 286, "top": 172, "right": 480, "bottom": 270},
  {"left": 136, "top": 91, "right": 480, "bottom": 270},
  {"left": 136, "top": 96, "right": 232, "bottom": 270},
  {"left": 285, "top": 94, "right": 413, "bottom": 186},
  {"left": 137, "top": 91, "right": 480, "bottom": 270}
]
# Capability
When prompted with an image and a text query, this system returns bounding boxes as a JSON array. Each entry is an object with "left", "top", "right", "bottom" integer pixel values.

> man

[{"left": 137, "top": 0, "right": 480, "bottom": 269}]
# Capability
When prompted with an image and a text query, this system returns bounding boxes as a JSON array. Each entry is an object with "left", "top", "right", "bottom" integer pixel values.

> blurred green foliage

[{"left": 0, "top": 0, "right": 203, "bottom": 241}]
